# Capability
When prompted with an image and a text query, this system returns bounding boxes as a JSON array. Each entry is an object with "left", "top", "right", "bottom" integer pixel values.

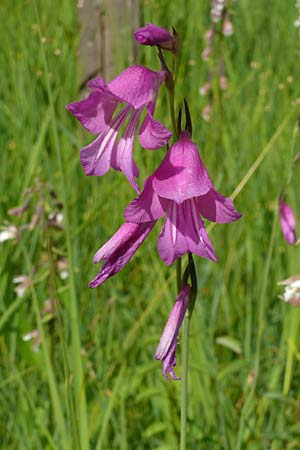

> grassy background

[{"left": 1, "top": 0, "right": 300, "bottom": 449}]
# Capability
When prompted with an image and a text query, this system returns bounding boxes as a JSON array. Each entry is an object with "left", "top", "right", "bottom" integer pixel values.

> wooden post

[{"left": 77, "top": 0, "right": 140, "bottom": 86}]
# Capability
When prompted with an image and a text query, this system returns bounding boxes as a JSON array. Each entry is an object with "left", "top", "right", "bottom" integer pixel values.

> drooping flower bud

[
  {"left": 279, "top": 199, "right": 297, "bottom": 245},
  {"left": 204, "top": 28, "right": 214, "bottom": 44},
  {"left": 223, "top": 17, "right": 234, "bottom": 36},
  {"left": 134, "top": 23, "right": 178, "bottom": 52},
  {"left": 202, "top": 104, "right": 212, "bottom": 122},
  {"left": 155, "top": 285, "right": 190, "bottom": 380},
  {"left": 219, "top": 75, "right": 228, "bottom": 90},
  {"left": 199, "top": 82, "right": 212, "bottom": 96},
  {"left": 202, "top": 47, "right": 212, "bottom": 61}
]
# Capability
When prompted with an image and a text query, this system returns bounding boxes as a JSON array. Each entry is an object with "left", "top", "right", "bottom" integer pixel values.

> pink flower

[
  {"left": 66, "top": 66, "right": 171, "bottom": 191},
  {"left": 155, "top": 284, "right": 190, "bottom": 380},
  {"left": 89, "top": 221, "right": 156, "bottom": 288},
  {"left": 279, "top": 200, "right": 297, "bottom": 245},
  {"left": 125, "top": 131, "right": 241, "bottom": 266},
  {"left": 134, "top": 23, "right": 174, "bottom": 50}
]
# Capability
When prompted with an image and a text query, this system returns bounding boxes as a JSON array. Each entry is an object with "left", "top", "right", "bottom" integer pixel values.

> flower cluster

[{"left": 67, "top": 23, "right": 241, "bottom": 379}]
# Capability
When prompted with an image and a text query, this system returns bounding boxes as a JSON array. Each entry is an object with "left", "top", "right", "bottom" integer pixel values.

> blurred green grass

[{"left": 1, "top": 0, "right": 300, "bottom": 449}]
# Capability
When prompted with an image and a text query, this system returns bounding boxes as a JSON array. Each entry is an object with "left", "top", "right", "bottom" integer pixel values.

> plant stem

[
  {"left": 169, "top": 86, "right": 178, "bottom": 139},
  {"left": 180, "top": 311, "right": 190, "bottom": 450},
  {"left": 164, "top": 50, "right": 191, "bottom": 450},
  {"left": 176, "top": 258, "right": 182, "bottom": 292}
]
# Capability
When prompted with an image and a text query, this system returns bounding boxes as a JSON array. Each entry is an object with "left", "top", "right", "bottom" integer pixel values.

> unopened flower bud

[
  {"left": 8, "top": 199, "right": 30, "bottom": 217},
  {"left": 199, "top": 82, "right": 212, "bottom": 96},
  {"left": 202, "top": 47, "right": 212, "bottom": 61},
  {"left": 219, "top": 75, "right": 228, "bottom": 90},
  {"left": 29, "top": 202, "right": 43, "bottom": 230},
  {"left": 223, "top": 18, "right": 234, "bottom": 36},
  {"left": 204, "top": 28, "right": 214, "bottom": 44},
  {"left": 202, "top": 104, "right": 212, "bottom": 122},
  {"left": 42, "top": 299, "right": 54, "bottom": 315},
  {"left": 134, "top": 23, "right": 178, "bottom": 53},
  {"left": 155, "top": 285, "right": 190, "bottom": 380}
]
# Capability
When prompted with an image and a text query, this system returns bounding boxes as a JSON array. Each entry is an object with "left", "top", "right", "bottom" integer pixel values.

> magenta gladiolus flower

[
  {"left": 66, "top": 65, "right": 171, "bottom": 191},
  {"left": 134, "top": 23, "right": 174, "bottom": 49},
  {"left": 279, "top": 200, "right": 296, "bottom": 245},
  {"left": 155, "top": 284, "right": 190, "bottom": 380},
  {"left": 89, "top": 221, "right": 156, "bottom": 288},
  {"left": 124, "top": 131, "right": 241, "bottom": 265}
]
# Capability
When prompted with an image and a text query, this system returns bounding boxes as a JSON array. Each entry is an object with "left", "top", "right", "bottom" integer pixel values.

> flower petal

[
  {"left": 155, "top": 284, "right": 190, "bottom": 380},
  {"left": 111, "top": 108, "right": 142, "bottom": 192},
  {"left": 108, "top": 65, "right": 166, "bottom": 110},
  {"left": 152, "top": 131, "right": 213, "bottom": 204},
  {"left": 124, "top": 176, "right": 167, "bottom": 223},
  {"left": 197, "top": 189, "right": 241, "bottom": 223},
  {"left": 158, "top": 200, "right": 217, "bottom": 266},
  {"left": 90, "top": 221, "right": 155, "bottom": 288},
  {"left": 279, "top": 200, "right": 297, "bottom": 245},
  {"left": 138, "top": 103, "right": 172, "bottom": 149},
  {"left": 66, "top": 90, "right": 118, "bottom": 134},
  {"left": 80, "top": 105, "right": 131, "bottom": 176}
]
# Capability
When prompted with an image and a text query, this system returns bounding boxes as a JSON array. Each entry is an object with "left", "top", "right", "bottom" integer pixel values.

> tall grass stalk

[
  {"left": 23, "top": 248, "right": 68, "bottom": 449},
  {"left": 33, "top": 2, "right": 89, "bottom": 448}
]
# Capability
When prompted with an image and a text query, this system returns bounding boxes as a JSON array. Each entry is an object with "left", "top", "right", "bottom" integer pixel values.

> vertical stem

[
  {"left": 180, "top": 312, "right": 190, "bottom": 450},
  {"left": 165, "top": 52, "right": 191, "bottom": 450},
  {"left": 176, "top": 258, "right": 182, "bottom": 292},
  {"left": 169, "top": 87, "right": 178, "bottom": 139}
]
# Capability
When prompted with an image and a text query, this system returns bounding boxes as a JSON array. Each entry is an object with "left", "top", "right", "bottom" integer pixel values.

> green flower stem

[
  {"left": 180, "top": 254, "right": 197, "bottom": 450},
  {"left": 180, "top": 310, "right": 190, "bottom": 450},
  {"left": 169, "top": 86, "right": 178, "bottom": 139},
  {"left": 176, "top": 258, "right": 182, "bottom": 292},
  {"left": 164, "top": 50, "right": 193, "bottom": 450}
]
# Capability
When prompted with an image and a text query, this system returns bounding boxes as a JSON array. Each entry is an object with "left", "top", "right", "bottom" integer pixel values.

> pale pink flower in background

[
  {"left": 202, "top": 47, "right": 212, "bottom": 61},
  {"left": 0, "top": 224, "right": 19, "bottom": 243},
  {"left": 202, "top": 104, "right": 212, "bottom": 122},
  {"left": 13, "top": 275, "right": 32, "bottom": 298},
  {"left": 22, "top": 330, "right": 41, "bottom": 352},
  {"left": 199, "top": 82, "right": 212, "bottom": 96},
  {"left": 223, "top": 17, "right": 234, "bottom": 36},
  {"left": 278, "top": 275, "right": 300, "bottom": 307}
]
